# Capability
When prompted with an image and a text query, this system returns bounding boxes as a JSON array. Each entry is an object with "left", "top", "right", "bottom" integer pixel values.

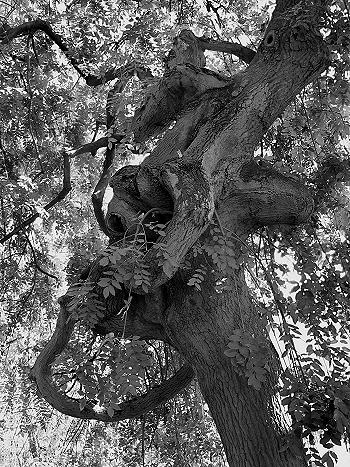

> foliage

[
  {"left": 97, "top": 239, "right": 152, "bottom": 295},
  {"left": 224, "top": 329, "right": 271, "bottom": 390},
  {"left": 54, "top": 332, "right": 154, "bottom": 417}
]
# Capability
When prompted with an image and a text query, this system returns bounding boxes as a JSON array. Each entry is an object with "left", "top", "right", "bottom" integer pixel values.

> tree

[{"left": 0, "top": 1, "right": 350, "bottom": 466}]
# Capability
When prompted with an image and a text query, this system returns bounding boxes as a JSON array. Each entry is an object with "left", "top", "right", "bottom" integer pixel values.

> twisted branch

[{"left": 30, "top": 301, "right": 194, "bottom": 421}]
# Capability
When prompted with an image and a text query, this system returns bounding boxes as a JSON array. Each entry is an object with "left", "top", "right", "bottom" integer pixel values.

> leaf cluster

[{"left": 224, "top": 329, "right": 271, "bottom": 390}]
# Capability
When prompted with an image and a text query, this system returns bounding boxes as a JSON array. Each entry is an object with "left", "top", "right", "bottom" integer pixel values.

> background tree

[{"left": 0, "top": 1, "right": 350, "bottom": 466}]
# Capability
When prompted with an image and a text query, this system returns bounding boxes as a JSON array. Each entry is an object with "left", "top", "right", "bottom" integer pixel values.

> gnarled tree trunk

[{"left": 31, "top": 1, "right": 330, "bottom": 466}]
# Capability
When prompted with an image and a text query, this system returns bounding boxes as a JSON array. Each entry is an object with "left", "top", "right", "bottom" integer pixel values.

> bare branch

[
  {"left": 68, "top": 134, "right": 124, "bottom": 158},
  {"left": 197, "top": 36, "right": 256, "bottom": 64},
  {"left": 1, "top": 19, "right": 86, "bottom": 80},
  {"left": 0, "top": 153, "right": 71, "bottom": 244}
]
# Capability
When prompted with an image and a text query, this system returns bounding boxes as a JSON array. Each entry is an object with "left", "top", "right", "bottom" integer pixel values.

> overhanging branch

[
  {"left": 24, "top": 231, "right": 59, "bottom": 280},
  {"left": 0, "top": 20, "right": 153, "bottom": 87},
  {"left": 1, "top": 19, "right": 88, "bottom": 80},
  {"left": 68, "top": 133, "right": 125, "bottom": 158},
  {"left": 197, "top": 36, "right": 256, "bottom": 64}
]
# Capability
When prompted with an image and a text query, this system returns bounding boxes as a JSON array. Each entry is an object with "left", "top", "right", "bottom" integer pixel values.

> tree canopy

[{"left": 0, "top": 0, "right": 350, "bottom": 466}]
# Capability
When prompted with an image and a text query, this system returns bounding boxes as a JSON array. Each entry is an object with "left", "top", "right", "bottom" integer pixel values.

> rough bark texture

[
  {"left": 31, "top": 2, "right": 331, "bottom": 466},
  {"left": 165, "top": 264, "right": 303, "bottom": 467}
]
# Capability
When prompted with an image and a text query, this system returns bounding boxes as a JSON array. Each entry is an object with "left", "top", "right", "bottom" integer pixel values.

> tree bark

[
  {"left": 164, "top": 254, "right": 305, "bottom": 467},
  {"left": 101, "top": 6, "right": 329, "bottom": 462}
]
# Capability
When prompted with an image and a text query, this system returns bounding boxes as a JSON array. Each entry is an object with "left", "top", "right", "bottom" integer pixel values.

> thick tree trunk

[{"left": 164, "top": 256, "right": 306, "bottom": 467}]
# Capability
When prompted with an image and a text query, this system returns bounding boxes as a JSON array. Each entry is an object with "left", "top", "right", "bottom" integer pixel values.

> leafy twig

[{"left": 214, "top": 215, "right": 307, "bottom": 383}]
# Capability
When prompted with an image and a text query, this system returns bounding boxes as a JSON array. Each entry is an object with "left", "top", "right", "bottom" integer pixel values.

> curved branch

[
  {"left": 30, "top": 302, "right": 194, "bottom": 421},
  {"left": 91, "top": 147, "right": 115, "bottom": 236},
  {"left": 0, "top": 20, "right": 153, "bottom": 87},
  {"left": 106, "top": 162, "right": 214, "bottom": 292},
  {"left": 0, "top": 153, "right": 71, "bottom": 244},
  {"left": 1, "top": 19, "right": 87, "bottom": 80},
  {"left": 197, "top": 36, "right": 256, "bottom": 64},
  {"left": 223, "top": 160, "right": 314, "bottom": 230},
  {"left": 92, "top": 74, "right": 134, "bottom": 236}
]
